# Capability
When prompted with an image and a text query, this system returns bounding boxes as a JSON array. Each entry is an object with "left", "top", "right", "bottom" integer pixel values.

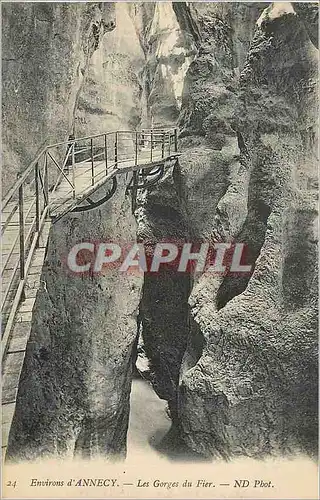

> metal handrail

[
  {"left": 1, "top": 197, "right": 36, "bottom": 274},
  {"left": 2, "top": 128, "right": 176, "bottom": 207},
  {"left": 45, "top": 128, "right": 175, "bottom": 150},
  {"left": 2, "top": 147, "right": 46, "bottom": 209}
]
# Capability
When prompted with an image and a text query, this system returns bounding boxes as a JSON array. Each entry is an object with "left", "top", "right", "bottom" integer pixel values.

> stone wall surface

[
  {"left": 2, "top": 2, "right": 116, "bottom": 194},
  {"left": 176, "top": 2, "right": 318, "bottom": 459}
]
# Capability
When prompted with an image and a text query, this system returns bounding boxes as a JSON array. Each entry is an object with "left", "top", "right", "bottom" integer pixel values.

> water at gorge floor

[{"left": 126, "top": 378, "right": 171, "bottom": 462}]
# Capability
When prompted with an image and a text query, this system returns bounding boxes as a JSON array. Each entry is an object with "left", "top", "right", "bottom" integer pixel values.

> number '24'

[{"left": 6, "top": 481, "right": 17, "bottom": 488}]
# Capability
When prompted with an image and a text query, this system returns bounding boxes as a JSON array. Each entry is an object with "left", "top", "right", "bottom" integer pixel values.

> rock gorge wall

[
  {"left": 176, "top": 2, "right": 318, "bottom": 458},
  {"left": 74, "top": 3, "right": 145, "bottom": 136},
  {"left": 4, "top": 2, "right": 318, "bottom": 462},
  {"left": 73, "top": 1, "right": 195, "bottom": 135},
  {"left": 6, "top": 1, "right": 193, "bottom": 461},
  {"left": 2, "top": 2, "right": 116, "bottom": 194},
  {"left": 5, "top": 1, "right": 143, "bottom": 461},
  {"left": 6, "top": 2, "right": 142, "bottom": 462},
  {"left": 136, "top": 1, "right": 318, "bottom": 459}
]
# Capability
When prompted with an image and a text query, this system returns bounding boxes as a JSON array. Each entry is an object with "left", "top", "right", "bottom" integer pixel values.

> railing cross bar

[
  {"left": 38, "top": 168, "right": 49, "bottom": 206},
  {"left": 104, "top": 134, "right": 108, "bottom": 175},
  {"left": 47, "top": 151, "right": 75, "bottom": 191},
  {"left": 35, "top": 162, "right": 40, "bottom": 246},
  {"left": 90, "top": 138, "right": 95, "bottom": 187}
]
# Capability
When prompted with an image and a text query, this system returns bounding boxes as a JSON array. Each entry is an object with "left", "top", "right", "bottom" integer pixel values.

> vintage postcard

[{"left": 1, "top": 1, "right": 318, "bottom": 499}]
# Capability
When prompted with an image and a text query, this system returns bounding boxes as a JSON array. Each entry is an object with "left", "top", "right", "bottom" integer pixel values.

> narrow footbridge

[{"left": 1, "top": 128, "right": 179, "bottom": 454}]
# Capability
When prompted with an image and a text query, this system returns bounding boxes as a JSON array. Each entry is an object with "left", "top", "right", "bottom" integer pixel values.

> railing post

[
  {"left": 104, "top": 134, "right": 108, "bottom": 175},
  {"left": 71, "top": 141, "right": 76, "bottom": 198},
  {"left": 132, "top": 171, "right": 138, "bottom": 214},
  {"left": 18, "top": 185, "right": 25, "bottom": 283},
  {"left": 168, "top": 130, "right": 171, "bottom": 156},
  {"left": 35, "top": 162, "right": 40, "bottom": 247},
  {"left": 150, "top": 130, "right": 153, "bottom": 162},
  {"left": 91, "top": 138, "right": 94, "bottom": 186},
  {"left": 114, "top": 132, "right": 118, "bottom": 168},
  {"left": 162, "top": 132, "right": 165, "bottom": 158},
  {"left": 44, "top": 151, "right": 49, "bottom": 208},
  {"left": 135, "top": 131, "right": 138, "bottom": 165},
  {"left": 174, "top": 128, "right": 178, "bottom": 152}
]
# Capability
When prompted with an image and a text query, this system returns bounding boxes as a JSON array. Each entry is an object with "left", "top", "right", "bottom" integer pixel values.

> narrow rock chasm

[
  {"left": 3, "top": 1, "right": 318, "bottom": 464},
  {"left": 131, "top": 161, "right": 197, "bottom": 459}
]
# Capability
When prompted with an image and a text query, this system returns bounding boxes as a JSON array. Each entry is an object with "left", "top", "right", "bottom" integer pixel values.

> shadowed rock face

[
  {"left": 142, "top": 2, "right": 196, "bottom": 126},
  {"left": 74, "top": 3, "right": 146, "bottom": 135},
  {"left": 74, "top": 2, "right": 196, "bottom": 134},
  {"left": 136, "top": 2, "right": 318, "bottom": 459},
  {"left": 136, "top": 167, "right": 191, "bottom": 426},
  {"left": 4, "top": 2, "right": 318, "bottom": 462},
  {"left": 292, "top": 2, "right": 319, "bottom": 48},
  {"left": 177, "top": 4, "right": 318, "bottom": 459},
  {"left": 5, "top": 2, "right": 193, "bottom": 462},
  {"left": 135, "top": 2, "right": 276, "bottom": 456}
]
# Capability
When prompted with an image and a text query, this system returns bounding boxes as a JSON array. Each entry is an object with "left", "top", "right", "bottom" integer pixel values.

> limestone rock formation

[
  {"left": 2, "top": 2, "right": 115, "bottom": 194},
  {"left": 7, "top": 177, "right": 141, "bottom": 461},
  {"left": 177, "top": 2, "right": 318, "bottom": 459},
  {"left": 74, "top": 3, "right": 146, "bottom": 136},
  {"left": 5, "top": 2, "right": 144, "bottom": 462},
  {"left": 134, "top": 1, "right": 318, "bottom": 459}
]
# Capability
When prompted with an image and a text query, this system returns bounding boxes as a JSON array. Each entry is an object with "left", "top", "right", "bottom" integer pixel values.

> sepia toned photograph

[{"left": 1, "top": 1, "right": 318, "bottom": 498}]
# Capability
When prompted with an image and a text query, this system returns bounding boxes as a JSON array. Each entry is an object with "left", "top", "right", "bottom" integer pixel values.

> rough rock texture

[
  {"left": 136, "top": 1, "right": 268, "bottom": 453},
  {"left": 135, "top": 1, "right": 318, "bottom": 460},
  {"left": 6, "top": 1, "right": 199, "bottom": 462},
  {"left": 130, "top": 3, "right": 201, "bottom": 446},
  {"left": 7, "top": 178, "right": 141, "bottom": 461},
  {"left": 74, "top": 3, "right": 145, "bottom": 136},
  {"left": 141, "top": 2, "right": 196, "bottom": 126},
  {"left": 2, "top": 2, "right": 116, "bottom": 195},
  {"left": 4, "top": 1, "right": 318, "bottom": 463},
  {"left": 74, "top": 1, "right": 196, "bottom": 134},
  {"left": 177, "top": 3, "right": 318, "bottom": 459},
  {"left": 5, "top": 2, "right": 143, "bottom": 462},
  {"left": 292, "top": 2, "right": 319, "bottom": 48}
]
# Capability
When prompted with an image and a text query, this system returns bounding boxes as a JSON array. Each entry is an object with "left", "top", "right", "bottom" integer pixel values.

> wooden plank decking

[{"left": 2, "top": 222, "right": 51, "bottom": 455}]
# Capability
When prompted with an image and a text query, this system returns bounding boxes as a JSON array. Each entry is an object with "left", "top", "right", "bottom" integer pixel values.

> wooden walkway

[
  {"left": 1, "top": 128, "right": 179, "bottom": 456},
  {"left": 50, "top": 144, "right": 177, "bottom": 220}
]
